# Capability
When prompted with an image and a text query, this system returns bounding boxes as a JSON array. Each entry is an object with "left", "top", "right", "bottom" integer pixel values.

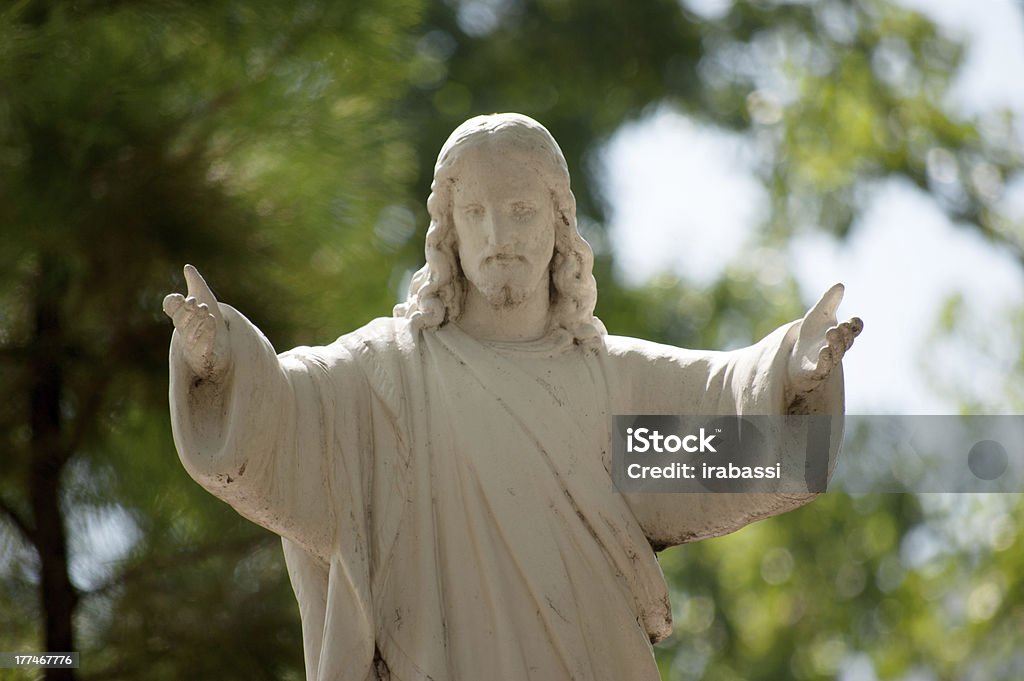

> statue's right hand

[{"left": 163, "top": 264, "right": 230, "bottom": 381}]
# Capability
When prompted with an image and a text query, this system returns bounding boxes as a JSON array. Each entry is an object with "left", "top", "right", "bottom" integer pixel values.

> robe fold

[{"left": 169, "top": 308, "right": 843, "bottom": 681}]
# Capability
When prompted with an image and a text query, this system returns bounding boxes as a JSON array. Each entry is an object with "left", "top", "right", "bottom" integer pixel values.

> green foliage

[
  {"left": 656, "top": 493, "right": 1024, "bottom": 681},
  {"left": 1, "top": 0, "right": 1022, "bottom": 679},
  {"left": 594, "top": 255, "right": 804, "bottom": 350},
  {"left": 0, "top": 1, "right": 425, "bottom": 677}
]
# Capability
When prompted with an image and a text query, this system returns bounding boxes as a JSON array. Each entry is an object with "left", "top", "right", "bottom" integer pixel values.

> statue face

[{"left": 451, "top": 143, "right": 556, "bottom": 308}]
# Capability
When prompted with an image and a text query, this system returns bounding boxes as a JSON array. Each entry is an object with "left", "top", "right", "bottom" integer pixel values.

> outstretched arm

[
  {"left": 610, "top": 286, "right": 861, "bottom": 549},
  {"left": 163, "top": 265, "right": 347, "bottom": 561}
]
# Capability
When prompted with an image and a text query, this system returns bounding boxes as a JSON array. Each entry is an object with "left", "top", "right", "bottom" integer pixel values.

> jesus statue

[{"left": 164, "top": 113, "right": 862, "bottom": 681}]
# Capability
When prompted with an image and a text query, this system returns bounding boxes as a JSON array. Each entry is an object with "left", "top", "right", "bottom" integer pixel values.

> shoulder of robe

[
  {"left": 276, "top": 317, "right": 416, "bottom": 361},
  {"left": 331, "top": 316, "right": 419, "bottom": 420},
  {"left": 270, "top": 318, "right": 414, "bottom": 421},
  {"left": 334, "top": 316, "right": 418, "bottom": 358},
  {"left": 603, "top": 334, "right": 711, "bottom": 366}
]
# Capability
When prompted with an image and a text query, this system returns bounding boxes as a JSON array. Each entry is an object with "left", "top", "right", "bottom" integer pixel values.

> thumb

[
  {"left": 183, "top": 264, "right": 222, "bottom": 320},
  {"left": 803, "top": 282, "right": 844, "bottom": 331}
]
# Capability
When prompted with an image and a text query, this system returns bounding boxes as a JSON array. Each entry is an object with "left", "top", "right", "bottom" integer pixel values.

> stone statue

[{"left": 164, "top": 113, "right": 862, "bottom": 681}]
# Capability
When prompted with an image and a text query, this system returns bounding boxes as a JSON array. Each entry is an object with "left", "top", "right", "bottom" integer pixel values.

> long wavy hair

[{"left": 394, "top": 113, "right": 606, "bottom": 347}]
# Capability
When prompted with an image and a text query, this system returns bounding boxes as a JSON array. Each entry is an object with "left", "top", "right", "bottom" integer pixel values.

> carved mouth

[{"left": 484, "top": 254, "right": 526, "bottom": 265}]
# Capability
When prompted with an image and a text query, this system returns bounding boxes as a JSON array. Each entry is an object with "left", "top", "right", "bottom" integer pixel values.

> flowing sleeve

[
  {"left": 168, "top": 303, "right": 372, "bottom": 563},
  {"left": 605, "top": 321, "right": 845, "bottom": 550}
]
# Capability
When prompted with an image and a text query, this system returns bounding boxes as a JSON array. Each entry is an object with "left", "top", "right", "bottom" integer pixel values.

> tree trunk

[{"left": 30, "top": 254, "right": 78, "bottom": 681}]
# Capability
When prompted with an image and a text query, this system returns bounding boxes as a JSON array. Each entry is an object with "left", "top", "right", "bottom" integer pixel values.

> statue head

[{"left": 394, "top": 113, "right": 606, "bottom": 346}]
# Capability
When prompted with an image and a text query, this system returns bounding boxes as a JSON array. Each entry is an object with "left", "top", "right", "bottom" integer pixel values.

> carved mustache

[{"left": 482, "top": 253, "right": 527, "bottom": 265}]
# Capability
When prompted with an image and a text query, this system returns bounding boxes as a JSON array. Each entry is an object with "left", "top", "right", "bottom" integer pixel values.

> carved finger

[
  {"left": 179, "top": 299, "right": 210, "bottom": 332},
  {"left": 177, "top": 297, "right": 197, "bottom": 324},
  {"left": 169, "top": 297, "right": 199, "bottom": 329},
  {"left": 180, "top": 307, "right": 203, "bottom": 339},
  {"left": 842, "top": 326, "right": 855, "bottom": 351},
  {"left": 826, "top": 325, "right": 852, "bottom": 357},
  {"left": 832, "top": 324, "right": 854, "bottom": 352},
  {"left": 829, "top": 333, "right": 847, "bottom": 362},
  {"left": 807, "top": 283, "right": 844, "bottom": 321},
  {"left": 825, "top": 325, "right": 844, "bottom": 358},
  {"left": 821, "top": 283, "right": 844, "bottom": 318},
  {"left": 183, "top": 265, "right": 221, "bottom": 323},
  {"left": 814, "top": 345, "right": 835, "bottom": 380},
  {"left": 194, "top": 305, "right": 217, "bottom": 343},
  {"left": 183, "top": 296, "right": 212, "bottom": 323},
  {"left": 185, "top": 313, "right": 215, "bottom": 347},
  {"left": 162, "top": 293, "right": 185, "bottom": 319}
]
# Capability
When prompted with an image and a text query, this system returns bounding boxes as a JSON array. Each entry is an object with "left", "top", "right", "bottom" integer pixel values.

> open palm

[
  {"left": 788, "top": 283, "right": 863, "bottom": 396},
  {"left": 162, "top": 264, "right": 230, "bottom": 380}
]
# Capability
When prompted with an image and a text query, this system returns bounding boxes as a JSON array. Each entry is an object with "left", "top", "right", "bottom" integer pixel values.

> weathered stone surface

[{"left": 163, "top": 113, "right": 861, "bottom": 681}]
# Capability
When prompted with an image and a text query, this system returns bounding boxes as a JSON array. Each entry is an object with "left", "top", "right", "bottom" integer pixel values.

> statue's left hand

[{"left": 788, "top": 283, "right": 863, "bottom": 395}]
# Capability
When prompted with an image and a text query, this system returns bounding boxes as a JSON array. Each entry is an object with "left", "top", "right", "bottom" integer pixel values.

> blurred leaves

[
  {"left": 1, "top": 0, "right": 1023, "bottom": 680},
  {"left": 1, "top": 0, "right": 426, "bottom": 677},
  {"left": 656, "top": 493, "right": 1024, "bottom": 681}
]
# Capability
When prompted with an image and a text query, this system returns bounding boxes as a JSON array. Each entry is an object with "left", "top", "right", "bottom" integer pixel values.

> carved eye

[
  {"left": 462, "top": 204, "right": 485, "bottom": 219},
  {"left": 511, "top": 203, "right": 536, "bottom": 220}
]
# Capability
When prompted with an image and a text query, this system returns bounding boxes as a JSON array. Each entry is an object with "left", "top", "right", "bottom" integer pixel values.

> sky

[{"left": 602, "top": 0, "right": 1024, "bottom": 415}]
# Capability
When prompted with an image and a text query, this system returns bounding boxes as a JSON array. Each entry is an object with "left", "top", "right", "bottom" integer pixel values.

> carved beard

[
  {"left": 460, "top": 253, "right": 537, "bottom": 309},
  {"left": 475, "top": 281, "right": 531, "bottom": 309}
]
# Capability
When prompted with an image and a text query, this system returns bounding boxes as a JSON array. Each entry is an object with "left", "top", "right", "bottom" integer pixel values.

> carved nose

[{"left": 485, "top": 213, "right": 517, "bottom": 250}]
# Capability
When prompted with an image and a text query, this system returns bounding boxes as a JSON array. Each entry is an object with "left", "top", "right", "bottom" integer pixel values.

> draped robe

[{"left": 169, "top": 307, "right": 843, "bottom": 681}]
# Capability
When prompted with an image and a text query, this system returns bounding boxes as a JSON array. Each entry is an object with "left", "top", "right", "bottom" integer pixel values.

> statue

[{"left": 164, "top": 113, "right": 861, "bottom": 681}]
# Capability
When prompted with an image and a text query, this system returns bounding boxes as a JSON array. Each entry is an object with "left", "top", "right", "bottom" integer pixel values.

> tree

[
  {"left": 2, "top": 0, "right": 1021, "bottom": 679},
  {"left": 1, "top": 1, "right": 423, "bottom": 678}
]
